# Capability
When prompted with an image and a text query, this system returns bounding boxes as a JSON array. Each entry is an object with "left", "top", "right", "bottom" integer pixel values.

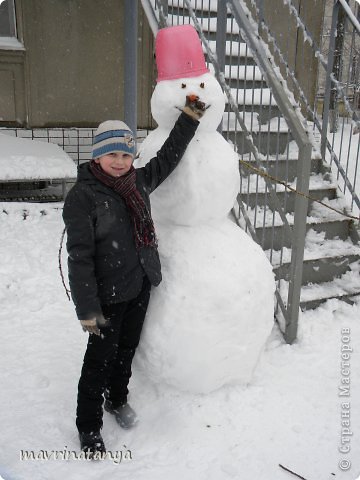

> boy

[{"left": 62, "top": 96, "right": 205, "bottom": 456}]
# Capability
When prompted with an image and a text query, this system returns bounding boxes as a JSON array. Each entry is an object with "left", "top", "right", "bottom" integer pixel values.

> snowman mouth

[{"left": 175, "top": 105, "right": 211, "bottom": 111}]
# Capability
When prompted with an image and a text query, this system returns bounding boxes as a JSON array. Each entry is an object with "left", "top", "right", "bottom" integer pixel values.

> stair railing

[
  {"left": 140, "top": 0, "right": 314, "bottom": 343},
  {"left": 248, "top": 0, "right": 360, "bottom": 222}
]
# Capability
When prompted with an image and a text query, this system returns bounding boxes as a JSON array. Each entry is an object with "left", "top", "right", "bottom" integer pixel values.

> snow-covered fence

[
  {"left": 0, "top": 127, "right": 150, "bottom": 165},
  {"left": 0, "top": 127, "right": 96, "bottom": 164}
]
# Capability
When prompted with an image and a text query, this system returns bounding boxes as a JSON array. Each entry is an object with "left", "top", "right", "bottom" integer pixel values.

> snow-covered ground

[{"left": 0, "top": 201, "right": 359, "bottom": 480}]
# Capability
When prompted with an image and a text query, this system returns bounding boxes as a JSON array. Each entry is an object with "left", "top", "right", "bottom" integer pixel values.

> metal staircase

[{"left": 141, "top": 0, "right": 360, "bottom": 340}]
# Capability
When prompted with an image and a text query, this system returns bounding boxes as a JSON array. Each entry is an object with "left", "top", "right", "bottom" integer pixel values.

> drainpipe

[{"left": 124, "top": 0, "right": 138, "bottom": 142}]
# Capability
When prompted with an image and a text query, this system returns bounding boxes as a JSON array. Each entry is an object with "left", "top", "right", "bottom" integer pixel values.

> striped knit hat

[{"left": 91, "top": 120, "right": 136, "bottom": 159}]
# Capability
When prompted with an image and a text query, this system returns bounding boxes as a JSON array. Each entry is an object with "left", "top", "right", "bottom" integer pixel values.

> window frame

[{"left": 0, "top": 0, "right": 17, "bottom": 38}]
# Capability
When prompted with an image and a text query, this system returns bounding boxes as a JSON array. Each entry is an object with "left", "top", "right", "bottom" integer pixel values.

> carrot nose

[{"left": 188, "top": 94, "right": 199, "bottom": 102}]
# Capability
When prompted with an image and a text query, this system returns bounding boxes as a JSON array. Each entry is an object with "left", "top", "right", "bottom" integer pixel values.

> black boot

[
  {"left": 104, "top": 400, "right": 138, "bottom": 429},
  {"left": 79, "top": 431, "right": 106, "bottom": 459}
]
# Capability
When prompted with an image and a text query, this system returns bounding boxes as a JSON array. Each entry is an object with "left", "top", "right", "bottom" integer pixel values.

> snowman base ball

[{"left": 135, "top": 220, "right": 275, "bottom": 394}]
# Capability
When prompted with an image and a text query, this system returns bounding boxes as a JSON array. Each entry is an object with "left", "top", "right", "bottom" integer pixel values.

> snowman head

[
  {"left": 151, "top": 72, "right": 225, "bottom": 132},
  {"left": 153, "top": 25, "right": 225, "bottom": 132}
]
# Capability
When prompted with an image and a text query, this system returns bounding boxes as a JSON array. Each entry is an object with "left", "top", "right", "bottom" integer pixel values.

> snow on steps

[
  {"left": 236, "top": 192, "right": 358, "bottom": 253},
  {"left": 165, "top": 0, "right": 218, "bottom": 13},
  {"left": 270, "top": 229, "right": 360, "bottom": 290},
  {"left": 167, "top": 14, "right": 240, "bottom": 35},
  {"left": 222, "top": 65, "right": 263, "bottom": 82},
  {"left": 279, "top": 261, "right": 360, "bottom": 310},
  {"left": 206, "top": 40, "right": 254, "bottom": 58}
]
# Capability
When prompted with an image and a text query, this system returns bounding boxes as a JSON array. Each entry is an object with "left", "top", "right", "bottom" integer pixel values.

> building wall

[
  {"left": 316, "top": 0, "right": 360, "bottom": 114},
  {"left": 259, "top": 0, "right": 326, "bottom": 111},
  {"left": 0, "top": 0, "right": 155, "bottom": 128}
]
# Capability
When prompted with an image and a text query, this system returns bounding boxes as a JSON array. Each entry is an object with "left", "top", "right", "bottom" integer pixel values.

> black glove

[{"left": 182, "top": 95, "right": 206, "bottom": 120}]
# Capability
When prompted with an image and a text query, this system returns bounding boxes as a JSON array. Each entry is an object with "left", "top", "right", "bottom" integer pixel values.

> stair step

[
  {"left": 206, "top": 40, "right": 254, "bottom": 59},
  {"left": 167, "top": 13, "right": 240, "bottom": 36},
  {"left": 223, "top": 105, "right": 282, "bottom": 124},
  {"left": 240, "top": 172, "right": 336, "bottom": 194},
  {"left": 274, "top": 254, "right": 360, "bottom": 285},
  {"left": 300, "top": 261, "right": 360, "bottom": 309},
  {"left": 167, "top": 0, "right": 219, "bottom": 14},
  {"left": 227, "top": 130, "right": 290, "bottom": 155},
  {"left": 277, "top": 260, "right": 360, "bottom": 310},
  {"left": 241, "top": 186, "right": 337, "bottom": 214},
  {"left": 227, "top": 88, "right": 277, "bottom": 107},
  {"left": 209, "top": 64, "right": 264, "bottom": 89},
  {"left": 248, "top": 218, "right": 353, "bottom": 250},
  {"left": 223, "top": 112, "right": 287, "bottom": 131},
  {"left": 267, "top": 228, "right": 360, "bottom": 265},
  {"left": 239, "top": 156, "right": 324, "bottom": 182},
  {"left": 300, "top": 292, "right": 360, "bottom": 310}
]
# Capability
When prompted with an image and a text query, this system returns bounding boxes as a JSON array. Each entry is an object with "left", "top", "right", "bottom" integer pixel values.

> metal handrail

[
  {"left": 140, "top": 0, "right": 159, "bottom": 35},
  {"left": 338, "top": 0, "right": 360, "bottom": 32}
]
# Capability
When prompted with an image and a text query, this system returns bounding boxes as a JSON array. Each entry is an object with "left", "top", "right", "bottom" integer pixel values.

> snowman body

[
  {"left": 139, "top": 73, "right": 239, "bottom": 225},
  {"left": 135, "top": 73, "right": 275, "bottom": 394}
]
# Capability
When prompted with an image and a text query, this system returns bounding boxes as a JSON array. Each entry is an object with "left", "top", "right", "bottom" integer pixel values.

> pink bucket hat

[{"left": 155, "top": 25, "right": 209, "bottom": 82}]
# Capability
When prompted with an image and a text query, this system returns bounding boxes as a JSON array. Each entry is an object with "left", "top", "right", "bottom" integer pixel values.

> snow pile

[
  {"left": 0, "top": 133, "right": 77, "bottom": 181},
  {"left": 0, "top": 202, "right": 359, "bottom": 480}
]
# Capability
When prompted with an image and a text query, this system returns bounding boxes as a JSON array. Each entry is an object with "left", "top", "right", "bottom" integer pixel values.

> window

[{"left": 0, "top": 0, "right": 16, "bottom": 37}]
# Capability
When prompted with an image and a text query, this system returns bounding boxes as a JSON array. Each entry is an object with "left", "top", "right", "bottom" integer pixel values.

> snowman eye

[
  {"left": 200, "top": 82, "right": 205, "bottom": 88},
  {"left": 181, "top": 83, "right": 186, "bottom": 89}
]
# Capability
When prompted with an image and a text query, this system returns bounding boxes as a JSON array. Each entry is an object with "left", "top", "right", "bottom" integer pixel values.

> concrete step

[
  {"left": 300, "top": 292, "right": 360, "bottom": 310},
  {"left": 250, "top": 218, "right": 354, "bottom": 250},
  {"left": 277, "top": 259, "right": 360, "bottom": 310},
  {"left": 239, "top": 190, "right": 356, "bottom": 251},
  {"left": 222, "top": 105, "right": 282, "bottom": 124},
  {"left": 167, "top": 13, "right": 241, "bottom": 40},
  {"left": 274, "top": 254, "right": 360, "bottom": 285},
  {"left": 240, "top": 185, "right": 337, "bottom": 214},
  {"left": 208, "top": 63, "right": 264, "bottom": 89},
  {"left": 167, "top": 0, "right": 219, "bottom": 15},
  {"left": 227, "top": 130, "right": 291, "bottom": 155},
  {"left": 239, "top": 155, "right": 324, "bottom": 183},
  {"left": 205, "top": 41, "right": 257, "bottom": 66},
  {"left": 300, "top": 261, "right": 360, "bottom": 309}
]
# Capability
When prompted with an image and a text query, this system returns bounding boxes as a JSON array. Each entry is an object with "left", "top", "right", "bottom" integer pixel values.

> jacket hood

[{"left": 77, "top": 162, "right": 97, "bottom": 184}]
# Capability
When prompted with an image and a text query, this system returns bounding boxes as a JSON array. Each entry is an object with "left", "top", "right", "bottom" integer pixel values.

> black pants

[{"left": 76, "top": 277, "right": 151, "bottom": 434}]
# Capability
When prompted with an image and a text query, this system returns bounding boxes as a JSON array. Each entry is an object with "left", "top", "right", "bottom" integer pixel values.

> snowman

[{"left": 135, "top": 25, "right": 275, "bottom": 394}]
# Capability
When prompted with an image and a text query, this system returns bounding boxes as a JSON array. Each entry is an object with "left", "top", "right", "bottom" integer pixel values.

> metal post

[
  {"left": 216, "top": 0, "right": 227, "bottom": 133},
  {"left": 321, "top": 1, "right": 339, "bottom": 160},
  {"left": 158, "top": 0, "right": 168, "bottom": 28},
  {"left": 216, "top": 0, "right": 227, "bottom": 73},
  {"left": 285, "top": 142, "right": 313, "bottom": 344},
  {"left": 124, "top": 0, "right": 138, "bottom": 141},
  {"left": 258, "top": 0, "right": 264, "bottom": 26}
]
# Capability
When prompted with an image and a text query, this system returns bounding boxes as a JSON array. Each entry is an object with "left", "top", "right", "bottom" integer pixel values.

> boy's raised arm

[{"left": 140, "top": 96, "right": 205, "bottom": 193}]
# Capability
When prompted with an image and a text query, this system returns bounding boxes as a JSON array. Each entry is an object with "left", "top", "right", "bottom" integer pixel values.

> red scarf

[{"left": 90, "top": 160, "right": 157, "bottom": 250}]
